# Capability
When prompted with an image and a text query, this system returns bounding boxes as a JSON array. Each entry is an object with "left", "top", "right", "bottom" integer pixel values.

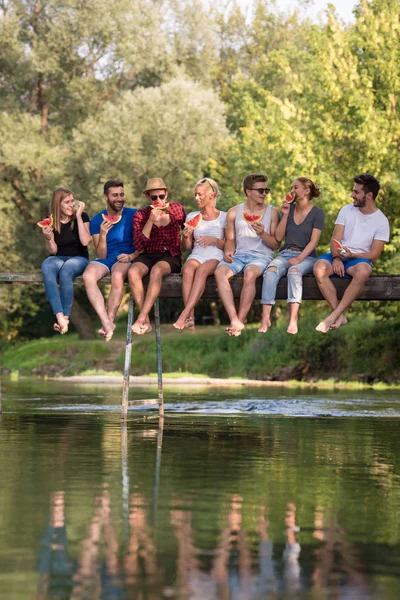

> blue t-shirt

[{"left": 90, "top": 207, "right": 137, "bottom": 255}]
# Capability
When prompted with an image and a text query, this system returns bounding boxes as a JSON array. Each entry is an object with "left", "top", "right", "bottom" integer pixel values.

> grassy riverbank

[{"left": 1, "top": 313, "right": 400, "bottom": 385}]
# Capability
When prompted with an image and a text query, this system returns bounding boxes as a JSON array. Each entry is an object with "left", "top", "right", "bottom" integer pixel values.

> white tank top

[{"left": 235, "top": 203, "right": 274, "bottom": 259}]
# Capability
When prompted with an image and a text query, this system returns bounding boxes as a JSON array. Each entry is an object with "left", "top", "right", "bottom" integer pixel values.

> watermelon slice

[
  {"left": 37, "top": 215, "right": 53, "bottom": 228},
  {"left": 150, "top": 201, "right": 170, "bottom": 210},
  {"left": 243, "top": 212, "right": 262, "bottom": 223},
  {"left": 284, "top": 193, "right": 297, "bottom": 203},
  {"left": 102, "top": 214, "right": 122, "bottom": 224},
  {"left": 186, "top": 213, "right": 202, "bottom": 229},
  {"left": 332, "top": 238, "right": 346, "bottom": 255}
]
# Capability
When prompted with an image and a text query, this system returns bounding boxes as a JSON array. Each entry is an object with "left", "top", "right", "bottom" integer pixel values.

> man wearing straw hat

[{"left": 129, "top": 177, "right": 186, "bottom": 334}]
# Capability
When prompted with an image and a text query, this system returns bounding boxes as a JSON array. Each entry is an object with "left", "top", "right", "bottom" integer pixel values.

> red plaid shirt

[{"left": 133, "top": 203, "right": 186, "bottom": 256}]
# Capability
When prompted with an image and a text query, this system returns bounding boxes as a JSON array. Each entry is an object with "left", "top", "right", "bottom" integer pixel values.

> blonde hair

[
  {"left": 195, "top": 177, "right": 221, "bottom": 200},
  {"left": 50, "top": 187, "right": 75, "bottom": 233}
]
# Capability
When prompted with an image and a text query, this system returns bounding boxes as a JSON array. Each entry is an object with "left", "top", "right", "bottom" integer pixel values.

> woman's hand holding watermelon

[
  {"left": 75, "top": 200, "right": 85, "bottom": 218},
  {"left": 42, "top": 225, "right": 54, "bottom": 241},
  {"left": 280, "top": 201, "right": 290, "bottom": 215},
  {"left": 182, "top": 225, "right": 194, "bottom": 238}
]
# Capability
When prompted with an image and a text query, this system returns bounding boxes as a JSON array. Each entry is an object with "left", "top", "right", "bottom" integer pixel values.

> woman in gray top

[{"left": 259, "top": 178, "right": 324, "bottom": 335}]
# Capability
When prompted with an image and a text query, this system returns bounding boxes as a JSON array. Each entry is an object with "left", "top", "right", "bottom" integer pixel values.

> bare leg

[
  {"left": 313, "top": 259, "right": 340, "bottom": 310},
  {"left": 287, "top": 303, "right": 300, "bottom": 335},
  {"left": 128, "top": 262, "right": 149, "bottom": 332},
  {"left": 236, "top": 265, "right": 262, "bottom": 330},
  {"left": 173, "top": 260, "right": 199, "bottom": 329},
  {"left": 131, "top": 261, "right": 171, "bottom": 335},
  {"left": 258, "top": 305, "right": 272, "bottom": 333},
  {"left": 174, "top": 260, "right": 218, "bottom": 330},
  {"left": 83, "top": 263, "right": 116, "bottom": 341},
  {"left": 107, "top": 262, "right": 131, "bottom": 322},
  {"left": 215, "top": 265, "right": 244, "bottom": 335},
  {"left": 316, "top": 263, "right": 371, "bottom": 333}
]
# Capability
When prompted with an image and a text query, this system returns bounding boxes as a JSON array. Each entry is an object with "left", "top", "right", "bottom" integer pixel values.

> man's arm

[
  {"left": 153, "top": 203, "right": 186, "bottom": 228},
  {"left": 133, "top": 210, "right": 151, "bottom": 251},
  {"left": 223, "top": 207, "right": 237, "bottom": 262},
  {"left": 92, "top": 221, "right": 114, "bottom": 259}
]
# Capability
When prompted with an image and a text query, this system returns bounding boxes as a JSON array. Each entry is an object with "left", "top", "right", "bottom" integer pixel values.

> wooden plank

[{"left": 1, "top": 272, "right": 400, "bottom": 300}]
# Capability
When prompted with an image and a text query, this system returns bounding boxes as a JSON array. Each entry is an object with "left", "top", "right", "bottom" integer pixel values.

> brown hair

[
  {"left": 295, "top": 177, "right": 321, "bottom": 200},
  {"left": 353, "top": 174, "right": 380, "bottom": 200},
  {"left": 104, "top": 179, "right": 124, "bottom": 196},
  {"left": 242, "top": 173, "right": 268, "bottom": 195},
  {"left": 50, "top": 187, "right": 75, "bottom": 233}
]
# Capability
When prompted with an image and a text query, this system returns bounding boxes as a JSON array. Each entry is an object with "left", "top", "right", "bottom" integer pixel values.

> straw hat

[{"left": 143, "top": 177, "right": 169, "bottom": 194}]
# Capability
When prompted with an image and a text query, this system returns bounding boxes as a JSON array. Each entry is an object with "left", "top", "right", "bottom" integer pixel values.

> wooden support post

[
  {"left": 121, "top": 295, "right": 134, "bottom": 422},
  {"left": 154, "top": 299, "right": 164, "bottom": 418}
]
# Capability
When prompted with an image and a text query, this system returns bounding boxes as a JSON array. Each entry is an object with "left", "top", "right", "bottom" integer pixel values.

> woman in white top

[{"left": 173, "top": 178, "right": 226, "bottom": 330}]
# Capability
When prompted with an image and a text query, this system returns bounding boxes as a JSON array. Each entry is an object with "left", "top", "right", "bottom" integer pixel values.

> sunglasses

[
  {"left": 150, "top": 194, "right": 166, "bottom": 201},
  {"left": 250, "top": 187, "right": 270, "bottom": 195},
  {"left": 199, "top": 178, "right": 216, "bottom": 193}
]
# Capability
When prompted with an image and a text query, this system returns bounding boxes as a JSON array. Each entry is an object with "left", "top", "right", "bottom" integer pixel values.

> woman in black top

[
  {"left": 40, "top": 188, "right": 91, "bottom": 334},
  {"left": 259, "top": 178, "right": 324, "bottom": 335}
]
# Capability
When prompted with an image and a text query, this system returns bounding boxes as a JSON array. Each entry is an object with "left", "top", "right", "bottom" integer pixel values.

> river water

[{"left": 1, "top": 379, "right": 400, "bottom": 599}]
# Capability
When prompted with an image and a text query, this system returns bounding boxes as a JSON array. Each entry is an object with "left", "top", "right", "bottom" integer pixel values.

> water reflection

[
  {"left": 1, "top": 383, "right": 400, "bottom": 599},
  {"left": 31, "top": 421, "right": 383, "bottom": 600}
]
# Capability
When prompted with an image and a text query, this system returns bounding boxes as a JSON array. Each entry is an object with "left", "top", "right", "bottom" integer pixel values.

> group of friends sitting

[{"left": 39, "top": 172, "right": 390, "bottom": 341}]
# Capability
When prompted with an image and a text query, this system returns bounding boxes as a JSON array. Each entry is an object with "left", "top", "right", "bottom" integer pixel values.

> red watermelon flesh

[
  {"left": 37, "top": 215, "right": 53, "bottom": 228},
  {"left": 102, "top": 214, "right": 122, "bottom": 224},
  {"left": 186, "top": 213, "right": 202, "bottom": 229},
  {"left": 284, "top": 193, "right": 297, "bottom": 203},
  {"left": 243, "top": 212, "right": 262, "bottom": 223},
  {"left": 150, "top": 201, "right": 170, "bottom": 210}
]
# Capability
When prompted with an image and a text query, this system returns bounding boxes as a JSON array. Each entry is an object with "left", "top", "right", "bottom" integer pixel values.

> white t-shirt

[
  {"left": 186, "top": 210, "right": 227, "bottom": 263},
  {"left": 235, "top": 203, "right": 274, "bottom": 259},
  {"left": 335, "top": 204, "right": 390, "bottom": 254}
]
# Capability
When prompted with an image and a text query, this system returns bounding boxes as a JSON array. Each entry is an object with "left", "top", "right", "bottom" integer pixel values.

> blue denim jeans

[
  {"left": 261, "top": 249, "right": 316, "bottom": 305},
  {"left": 41, "top": 255, "right": 89, "bottom": 316}
]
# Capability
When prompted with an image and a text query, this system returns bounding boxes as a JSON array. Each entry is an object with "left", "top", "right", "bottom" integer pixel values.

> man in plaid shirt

[{"left": 129, "top": 177, "right": 186, "bottom": 334}]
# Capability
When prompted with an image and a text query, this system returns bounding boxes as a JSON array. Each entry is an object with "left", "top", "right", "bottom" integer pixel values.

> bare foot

[
  {"left": 287, "top": 322, "right": 298, "bottom": 335},
  {"left": 103, "top": 323, "right": 116, "bottom": 342},
  {"left": 131, "top": 317, "right": 152, "bottom": 335},
  {"left": 227, "top": 319, "right": 245, "bottom": 337},
  {"left": 98, "top": 327, "right": 106, "bottom": 337},
  {"left": 330, "top": 315, "right": 348, "bottom": 330},
  {"left": 54, "top": 315, "right": 69, "bottom": 335},
  {"left": 173, "top": 314, "right": 187, "bottom": 330},
  {"left": 184, "top": 317, "right": 195, "bottom": 330},
  {"left": 316, "top": 317, "right": 335, "bottom": 334},
  {"left": 258, "top": 318, "right": 271, "bottom": 333}
]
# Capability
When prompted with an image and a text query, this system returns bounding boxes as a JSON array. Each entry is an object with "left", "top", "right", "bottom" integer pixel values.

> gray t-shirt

[{"left": 281, "top": 204, "right": 324, "bottom": 258}]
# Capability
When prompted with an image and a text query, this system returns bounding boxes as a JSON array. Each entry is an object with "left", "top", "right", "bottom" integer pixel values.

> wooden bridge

[{"left": 1, "top": 272, "right": 399, "bottom": 420}]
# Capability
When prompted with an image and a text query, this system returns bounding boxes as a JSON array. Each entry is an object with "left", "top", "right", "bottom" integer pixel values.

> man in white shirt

[{"left": 314, "top": 174, "right": 390, "bottom": 333}]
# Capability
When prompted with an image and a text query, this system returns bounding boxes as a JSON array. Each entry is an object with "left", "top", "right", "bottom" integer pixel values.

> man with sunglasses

[
  {"left": 129, "top": 177, "right": 186, "bottom": 334},
  {"left": 83, "top": 179, "right": 139, "bottom": 341},
  {"left": 215, "top": 173, "right": 280, "bottom": 336}
]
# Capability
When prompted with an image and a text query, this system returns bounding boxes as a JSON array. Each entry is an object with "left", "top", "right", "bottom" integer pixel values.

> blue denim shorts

[{"left": 218, "top": 252, "right": 272, "bottom": 275}]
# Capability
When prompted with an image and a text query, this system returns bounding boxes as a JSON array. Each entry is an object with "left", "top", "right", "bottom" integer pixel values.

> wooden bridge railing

[{"left": 1, "top": 272, "right": 399, "bottom": 421}]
